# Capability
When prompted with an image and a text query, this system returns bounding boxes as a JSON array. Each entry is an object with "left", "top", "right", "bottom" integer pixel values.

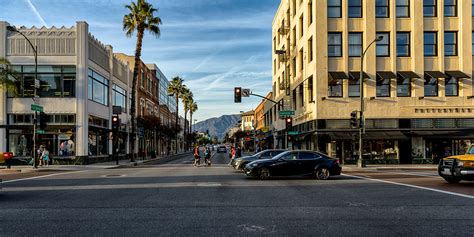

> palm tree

[
  {"left": 181, "top": 87, "right": 193, "bottom": 150},
  {"left": 188, "top": 101, "right": 198, "bottom": 134},
  {"left": 167, "top": 76, "right": 184, "bottom": 153},
  {"left": 123, "top": 0, "right": 162, "bottom": 161},
  {"left": 0, "top": 58, "right": 18, "bottom": 95}
]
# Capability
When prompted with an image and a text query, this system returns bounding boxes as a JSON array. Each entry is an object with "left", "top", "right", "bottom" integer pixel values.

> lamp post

[
  {"left": 7, "top": 26, "right": 39, "bottom": 168},
  {"left": 358, "top": 35, "right": 384, "bottom": 168}
]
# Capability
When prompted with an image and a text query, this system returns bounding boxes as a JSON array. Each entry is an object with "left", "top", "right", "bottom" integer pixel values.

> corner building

[{"left": 271, "top": 0, "right": 474, "bottom": 164}]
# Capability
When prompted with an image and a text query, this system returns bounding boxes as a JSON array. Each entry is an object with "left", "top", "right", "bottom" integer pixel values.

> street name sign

[
  {"left": 36, "top": 130, "right": 45, "bottom": 134},
  {"left": 31, "top": 104, "right": 43, "bottom": 112},
  {"left": 279, "top": 110, "right": 295, "bottom": 116},
  {"left": 242, "top": 89, "right": 250, "bottom": 97},
  {"left": 288, "top": 131, "right": 300, "bottom": 135}
]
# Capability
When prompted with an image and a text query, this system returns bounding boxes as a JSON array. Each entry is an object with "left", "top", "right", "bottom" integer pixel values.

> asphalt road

[{"left": 1, "top": 152, "right": 473, "bottom": 236}]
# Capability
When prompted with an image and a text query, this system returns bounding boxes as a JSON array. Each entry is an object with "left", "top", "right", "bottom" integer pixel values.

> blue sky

[{"left": 0, "top": 0, "right": 280, "bottom": 122}]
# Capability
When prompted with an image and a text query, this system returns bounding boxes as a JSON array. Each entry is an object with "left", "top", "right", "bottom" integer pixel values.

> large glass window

[
  {"left": 328, "top": 0, "right": 342, "bottom": 18},
  {"left": 424, "top": 77, "right": 438, "bottom": 97},
  {"left": 397, "top": 78, "right": 411, "bottom": 97},
  {"left": 444, "top": 0, "right": 457, "bottom": 17},
  {"left": 424, "top": 32, "right": 437, "bottom": 56},
  {"left": 328, "top": 32, "right": 342, "bottom": 57},
  {"left": 376, "top": 78, "right": 391, "bottom": 97},
  {"left": 396, "top": 32, "right": 410, "bottom": 57},
  {"left": 88, "top": 69, "right": 109, "bottom": 106},
  {"left": 376, "top": 0, "right": 389, "bottom": 18},
  {"left": 328, "top": 79, "right": 343, "bottom": 97},
  {"left": 349, "top": 79, "right": 360, "bottom": 97},
  {"left": 376, "top": 32, "right": 390, "bottom": 57},
  {"left": 8, "top": 65, "right": 75, "bottom": 98},
  {"left": 349, "top": 33, "right": 362, "bottom": 57},
  {"left": 348, "top": 0, "right": 362, "bottom": 18},
  {"left": 424, "top": 0, "right": 436, "bottom": 17},
  {"left": 113, "top": 85, "right": 127, "bottom": 112},
  {"left": 445, "top": 77, "right": 458, "bottom": 96},
  {"left": 444, "top": 32, "right": 457, "bottom": 56},
  {"left": 396, "top": 0, "right": 410, "bottom": 17}
]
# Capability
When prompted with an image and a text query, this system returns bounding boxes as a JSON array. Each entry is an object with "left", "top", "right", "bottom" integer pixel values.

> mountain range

[{"left": 193, "top": 114, "right": 240, "bottom": 140}]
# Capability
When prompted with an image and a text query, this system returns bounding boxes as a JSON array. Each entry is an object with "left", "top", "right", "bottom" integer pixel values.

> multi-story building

[
  {"left": 241, "top": 110, "right": 255, "bottom": 132},
  {"left": 272, "top": 0, "right": 474, "bottom": 164},
  {"left": 0, "top": 21, "right": 132, "bottom": 163}
]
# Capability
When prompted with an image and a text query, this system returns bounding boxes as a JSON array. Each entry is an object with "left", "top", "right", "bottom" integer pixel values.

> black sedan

[
  {"left": 231, "top": 149, "right": 286, "bottom": 170},
  {"left": 243, "top": 150, "right": 342, "bottom": 180}
]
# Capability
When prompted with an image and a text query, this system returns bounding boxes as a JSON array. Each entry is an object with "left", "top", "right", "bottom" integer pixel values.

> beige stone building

[{"left": 269, "top": 0, "right": 474, "bottom": 164}]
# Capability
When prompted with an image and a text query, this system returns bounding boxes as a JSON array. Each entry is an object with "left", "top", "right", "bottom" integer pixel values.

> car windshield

[{"left": 467, "top": 147, "right": 474, "bottom": 155}]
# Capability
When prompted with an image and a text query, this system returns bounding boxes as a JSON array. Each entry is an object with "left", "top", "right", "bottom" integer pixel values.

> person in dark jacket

[{"left": 236, "top": 146, "right": 242, "bottom": 158}]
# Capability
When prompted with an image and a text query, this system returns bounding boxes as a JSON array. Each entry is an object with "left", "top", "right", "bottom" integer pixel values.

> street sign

[
  {"left": 242, "top": 89, "right": 250, "bottom": 97},
  {"left": 36, "top": 130, "right": 45, "bottom": 134},
  {"left": 288, "top": 131, "right": 300, "bottom": 135},
  {"left": 31, "top": 104, "right": 43, "bottom": 112},
  {"left": 279, "top": 110, "right": 295, "bottom": 116}
]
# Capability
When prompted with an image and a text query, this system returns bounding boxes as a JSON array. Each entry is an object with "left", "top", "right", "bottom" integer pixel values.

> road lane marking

[
  {"left": 342, "top": 173, "right": 474, "bottom": 200},
  {"left": 2, "top": 170, "right": 89, "bottom": 184}
]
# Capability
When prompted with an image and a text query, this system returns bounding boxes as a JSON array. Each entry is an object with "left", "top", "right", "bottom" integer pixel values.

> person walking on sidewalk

[
  {"left": 204, "top": 147, "right": 211, "bottom": 166},
  {"left": 236, "top": 146, "right": 242, "bottom": 158},
  {"left": 193, "top": 145, "right": 201, "bottom": 167},
  {"left": 41, "top": 147, "right": 50, "bottom": 167}
]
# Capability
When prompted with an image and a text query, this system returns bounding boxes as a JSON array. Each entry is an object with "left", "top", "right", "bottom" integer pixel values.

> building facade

[
  {"left": 271, "top": 0, "right": 474, "bottom": 164},
  {"left": 0, "top": 21, "right": 132, "bottom": 163}
]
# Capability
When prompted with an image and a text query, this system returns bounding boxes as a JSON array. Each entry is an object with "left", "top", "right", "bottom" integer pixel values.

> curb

[{"left": 114, "top": 152, "right": 192, "bottom": 168}]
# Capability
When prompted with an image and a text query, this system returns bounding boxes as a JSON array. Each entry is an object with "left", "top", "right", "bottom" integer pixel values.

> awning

[
  {"left": 425, "top": 71, "right": 448, "bottom": 79},
  {"left": 445, "top": 71, "right": 470, "bottom": 79},
  {"left": 328, "top": 72, "right": 349, "bottom": 80},
  {"left": 376, "top": 71, "right": 397, "bottom": 79},
  {"left": 397, "top": 71, "right": 420, "bottom": 80},
  {"left": 348, "top": 71, "right": 370, "bottom": 80}
]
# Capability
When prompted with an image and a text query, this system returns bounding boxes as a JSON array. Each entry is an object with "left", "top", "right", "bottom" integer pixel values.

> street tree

[
  {"left": 0, "top": 58, "right": 18, "bottom": 95},
  {"left": 188, "top": 100, "right": 198, "bottom": 134},
  {"left": 123, "top": 0, "right": 162, "bottom": 161},
  {"left": 167, "top": 76, "right": 184, "bottom": 153}
]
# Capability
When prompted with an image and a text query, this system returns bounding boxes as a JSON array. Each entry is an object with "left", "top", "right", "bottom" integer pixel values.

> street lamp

[
  {"left": 358, "top": 35, "right": 384, "bottom": 168},
  {"left": 7, "top": 25, "right": 39, "bottom": 168}
]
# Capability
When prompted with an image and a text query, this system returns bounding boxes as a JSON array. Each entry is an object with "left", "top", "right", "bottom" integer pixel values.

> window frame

[
  {"left": 444, "top": 31, "right": 458, "bottom": 57},
  {"left": 396, "top": 32, "right": 411, "bottom": 57},
  {"left": 376, "top": 32, "right": 390, "bottom": 57},
  {"left": 423, "top": 0, "right": 437, "bottom": 17},
  {"left": 396, "top": 0, "right": 410, "bottom": 18},
  {"left": 424, "top": 77, "right": 439, "bottom": 97},
  {"left": 444, "top": 0, "right": 457, "bottom": 17},
  {"left": 328, "top": 79, "right": 343, "bottom": 98},
  {"left": 348, "top": 32, "right": 363, "bottom": 57},
  {"left": 376, "top": 0, "right": 390, "bottom": 18},
  {"left": 308, "top": 37, "right": 313, "bottom": 62},
  {"left": 376, "top": 77, "right": 391, "bottom": 97},
  {"left": 445, "top": 77, "right": 459, "bottom": 97},
  {"left": 349, "top": 79, "right": 361, "bottom": 97},
  {"left": 112, "top": 84, "right": 127, "bottom": 112},
  {"left": 348, "top": 0, "right": 363, "bottom": 18},
  {"left": 396, "top": 77, "right": 411, "bottom": 97},
  {"left": 328, "top": 0, "right": 342, "bottom": 18},
  {"left": 424, "top": 31, "right": 438, "bottom": 56},
  {"left": 88, "top": 69, "right": 109, "bottom": 106},
  {"left": 328, "top": 32, "right": 343, "bottom": 57}
]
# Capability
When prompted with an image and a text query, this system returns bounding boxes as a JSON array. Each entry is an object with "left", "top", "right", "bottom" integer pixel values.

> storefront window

[
  {"left": 9, "top": 128, "right": 75, "bottom": 158},
  {"left": 88, "top": 131, "right": 109, "bottom": 156}
]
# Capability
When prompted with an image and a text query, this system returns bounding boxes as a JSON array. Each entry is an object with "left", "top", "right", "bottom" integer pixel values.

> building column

[
  {"left": 75, "top": 22, "right": 89, "bottom": 158},
  {"left": 0, "top": 22, "right": 8, "bottom": 152}
]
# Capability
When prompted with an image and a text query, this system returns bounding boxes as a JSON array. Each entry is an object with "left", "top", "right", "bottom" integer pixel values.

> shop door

[{"left": 398, "top": 140, "right": 411, "bottom": 164}]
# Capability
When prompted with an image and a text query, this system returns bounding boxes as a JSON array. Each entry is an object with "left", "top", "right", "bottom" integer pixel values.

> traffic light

[
  {"left": 285, "top": 117, "right": 293, "bottom": 131},
  {"left": 112, "top": 115, "right": 120, "bottom": 131},
  {"left": 39, "top": 112, "right": 47, "bottom": 130},
  {"left": 350, "top": 111, "right": 358, "bottom": 128},
  {"left": 234, "top": 87, "right": 242, "bottom": 103}
]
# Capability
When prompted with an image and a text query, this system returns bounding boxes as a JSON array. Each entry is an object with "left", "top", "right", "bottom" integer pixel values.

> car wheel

[
  {"left": 259, "top": 168, "right": 271, "bottom": 180},
  {"left": 443, "top": 177, "right": 461, "bottom": 184},
  {"left": 315, "top": 167, "right": 330, "bottom": 180}
]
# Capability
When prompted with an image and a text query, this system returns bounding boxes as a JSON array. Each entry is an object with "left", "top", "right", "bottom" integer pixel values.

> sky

[{"left": 0, "top": 0, "right": 280, "bottom": 122}]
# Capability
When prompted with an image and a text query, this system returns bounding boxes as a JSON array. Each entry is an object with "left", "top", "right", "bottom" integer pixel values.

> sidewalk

[
  {"left": 342, "top": 164, "right": 438, "bottom": 172},
  {"left": 0, "top": 152, "right": 191, "bottom": 174}
]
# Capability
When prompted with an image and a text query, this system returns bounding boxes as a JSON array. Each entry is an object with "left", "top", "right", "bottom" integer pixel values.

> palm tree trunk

[
  {"left": 183, "top": 105, "right": 187, "bottom": 151},
  {"left": 130, "top": 28, "right": 144, "bottom": 162},
  {"left": 175, "top": 94, "right": 179, "bottom": 154}
]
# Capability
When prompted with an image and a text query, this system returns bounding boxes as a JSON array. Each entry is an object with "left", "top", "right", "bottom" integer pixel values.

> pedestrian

[
  {"left": 41, "top": 147, "right": 50, "bottom": 167},
  {"left": 204, "top": 147, "right": 211, "bottom": 166},
  {"left": 193, "top": 145, "right": 201, "bottom": 167},
  {"left": 236, "top": 146, "right": 242, "bottom": 158}
]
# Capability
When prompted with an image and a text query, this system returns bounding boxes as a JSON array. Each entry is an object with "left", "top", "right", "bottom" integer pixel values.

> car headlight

[{"left": 457, "top": 160, "right": 464, "bottom": 167}]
